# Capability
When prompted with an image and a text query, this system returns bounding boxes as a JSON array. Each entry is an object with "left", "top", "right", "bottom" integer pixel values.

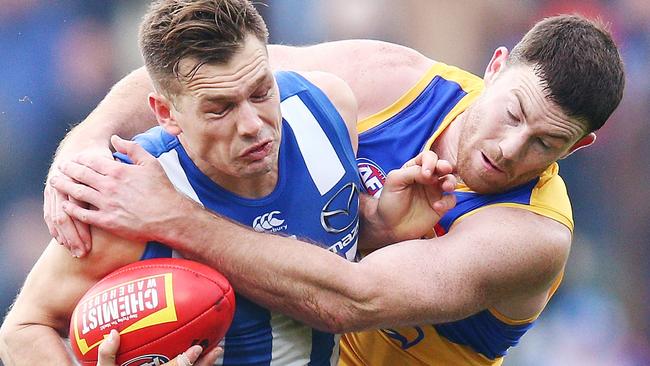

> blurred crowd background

[{"left": 0, "top": 0, "right": 648, "bottom": 364}]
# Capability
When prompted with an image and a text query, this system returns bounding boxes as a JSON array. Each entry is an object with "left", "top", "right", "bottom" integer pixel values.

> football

[{"left": 69, "top": 258, "right": 235, "bottom": 365}]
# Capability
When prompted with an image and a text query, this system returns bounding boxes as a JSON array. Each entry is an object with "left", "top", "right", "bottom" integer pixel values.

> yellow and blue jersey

[{"left": 345, "top": 62, "right": 573, "bottom": 365}]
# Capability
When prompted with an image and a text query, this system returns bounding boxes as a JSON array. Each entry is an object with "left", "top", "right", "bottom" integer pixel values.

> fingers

[
  {"left": 402, "top": 151, "right": 453, "bottom": 178},
  {"left": 164, "top": 346, "right": 202, "bottom": 366},
  {"left": 433, "top": 193, "right": 457, "bottom": 217},
  {"left": 62, "top": 200, "right": 102, "bottom": 227},
  {"left": 388, "top": 163, "right": 453, "bottom": 190},
  {"left": 48, "top": 168, "right": 98, "bottom": 257},
  {"left": 438, "top": 173, "right": 457, "bottom": 193},
  {"left": 94, "top": 332, "right": 223, "bottom": 366},
  {"left": 58, "top": 160, "right": 109, "bottom": 192},
  {"left": 50, "top": 173, "right": 102, "bottom": 209},
  {"left": 69, "top": 195, "right": 93, "bottom": 253},
  {"left": 166, "top": 346, "right": 223, "bottom": 366},
  {"left": 97, "top": 330, "right": 120, "bottom": 366},
  {"left": 194, "top": 347, "right": 223, "bottom": 366},
  {"left": 52, "top": 182, "right": 87, "bottom": 256},
  {"left": 420, "top": 152, "right": 453, "bottom": 178},
  {"left": 111, "top": 135, "right": 155, "bottom": 166}
]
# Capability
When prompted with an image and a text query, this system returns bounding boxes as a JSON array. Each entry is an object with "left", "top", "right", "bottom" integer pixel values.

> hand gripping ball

[{"left": 69, "top": 258, "right": 235, "bottom": 365}]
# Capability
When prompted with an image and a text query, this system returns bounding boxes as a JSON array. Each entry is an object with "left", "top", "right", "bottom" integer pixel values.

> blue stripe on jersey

[
  {"left": 310, "top": 330, "right": 335, "bottom": 365},
  {"left": 434, "top": 310, "right": 535, "bottom": 359},
  {"left": 438, "top": 178, "right": 538, "bottom": 232},
  {"left": 140, "top": 241, "right": 172, "bottom": 259},
  {"left": 115, "top": 126, "right": 179, "bottom": 162},
  {"left": 222, "top": 296, "right": 273, "bottom": 366}
]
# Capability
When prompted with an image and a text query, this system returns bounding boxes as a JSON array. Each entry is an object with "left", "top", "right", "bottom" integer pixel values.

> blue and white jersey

[{"left": 117, "top": 71, "right": 361, "bottom": 366}]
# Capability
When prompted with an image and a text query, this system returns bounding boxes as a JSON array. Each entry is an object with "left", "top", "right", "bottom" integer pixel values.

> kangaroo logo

[{"left": 252, "top": 211, "right": 286, "bottom": 232}]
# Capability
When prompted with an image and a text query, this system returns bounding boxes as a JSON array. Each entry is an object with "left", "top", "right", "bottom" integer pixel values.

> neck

[
  {"left": 431, "top": 110, "right": 465, "bottom": 170},
  {"left": 210, "top": 172, "right": 278, "bottom": 199},
  {"left": 181, "top": 139, "right": 278, "bottom": 199}
]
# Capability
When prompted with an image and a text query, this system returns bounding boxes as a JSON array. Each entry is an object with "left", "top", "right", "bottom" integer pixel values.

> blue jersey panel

[
  {"left": 438, "top": 179, "right": 538, "bottom": 232},
  {"left": 434, "top": 310, "right": 535, "bottom": 359},
  {"left": 357, "top": 76, "right": 467, "bottom": 175},
  {"left": 125, "top": 71, "right": 360, "bottom": 366}
]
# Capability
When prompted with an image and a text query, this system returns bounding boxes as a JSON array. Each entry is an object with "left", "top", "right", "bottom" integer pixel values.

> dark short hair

[
  {"left": 508, "top": 14, "right": 625, "bottom": 132},
  {"left": 139, "top": 0, "right": 269, "bottom": 97}
]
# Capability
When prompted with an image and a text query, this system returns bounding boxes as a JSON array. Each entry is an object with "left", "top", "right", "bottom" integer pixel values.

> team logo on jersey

[
  {"left": 252, "top": 211, "right": 287, "bottom": 233},
  {"left": 381, "top": 326, "right": 425, "bottom": 349},
  {"left": 358, "top": 158, "right": 386, "bottom": 197},
  {"left": 320, "top": 182, "right": 360, "bottom": 234}
]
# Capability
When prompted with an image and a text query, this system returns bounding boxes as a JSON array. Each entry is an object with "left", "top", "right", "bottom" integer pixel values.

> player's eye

[
  {"left": 207, "top": 105, "right": 232, "bottom": 119},
  {"left": 251, "top": 88, "right": 272, "bottom": 102},
  {"left": 507, "top": 109, "right": 520, "bottom": 122},
  {"left": 536, "top": 137, "right": 550, "bottom": 150}
]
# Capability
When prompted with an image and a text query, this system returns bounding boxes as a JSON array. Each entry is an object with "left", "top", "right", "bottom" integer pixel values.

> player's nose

[
  {"left": 236, "top": 101, "right": 263, "bottom": 136},
  {"left": 498, "top": 129, "right": 527, "bottom": 161}
]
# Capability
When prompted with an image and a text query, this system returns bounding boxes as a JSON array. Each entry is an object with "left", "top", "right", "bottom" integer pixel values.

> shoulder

[
  {"left": 269, "top": 40, "right": 435, "bottom": 119},
  {"left": 298, "top": 71, "right": 358, "bottom": 152},
  {"left": 298, "top": 71, "right": 356, "bottom": 113}
]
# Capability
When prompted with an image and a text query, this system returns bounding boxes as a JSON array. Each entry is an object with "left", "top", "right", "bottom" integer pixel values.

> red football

[{"left": 69, "top": 258, "right": 235, "bottom": 365}]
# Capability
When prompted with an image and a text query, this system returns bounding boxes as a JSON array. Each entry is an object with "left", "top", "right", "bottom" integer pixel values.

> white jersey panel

[{"left": 281, "top": 95, "right": 345, "bottom": 195}]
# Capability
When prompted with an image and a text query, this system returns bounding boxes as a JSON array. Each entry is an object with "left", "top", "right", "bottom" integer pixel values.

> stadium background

[{"left": 0, "top": 1, "right": 648, "bottom": 364}]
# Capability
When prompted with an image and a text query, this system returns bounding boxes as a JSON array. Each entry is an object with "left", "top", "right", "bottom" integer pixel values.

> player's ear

[
  {"left": 561, "top": 133, "right": 596, "bottom": 159},
  {"left": 484, "top": 47, "right": 509, "bottom": 86},
  {"left": 148, "top": 92, "right": 182, "bottom": 136}
]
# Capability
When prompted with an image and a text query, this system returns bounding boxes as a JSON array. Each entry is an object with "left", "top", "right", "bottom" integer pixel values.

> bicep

[
  {"left": 354, "top": 207, "right": 572, "bottom": 326},
  {"left": 269, "top": 40, "right": 434, "bottom": 121}
]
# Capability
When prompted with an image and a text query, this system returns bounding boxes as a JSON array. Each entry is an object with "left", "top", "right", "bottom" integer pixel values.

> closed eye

[
  {"left": 537, "top": 137, "right": 550, "bottom": 150},
  {"left": 207, "top": 104, "right": 233, "bottom": 119},
  {"left": 507, "top": 109, "right": 520, "bottom": 122},
  {"left": 251, "top": 87, "right": 272, "bottom": 102}
]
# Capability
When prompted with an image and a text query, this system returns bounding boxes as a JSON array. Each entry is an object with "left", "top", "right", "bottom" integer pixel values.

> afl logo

[{"left": 357, "top": 158, "right": 386, "bottom": 197}]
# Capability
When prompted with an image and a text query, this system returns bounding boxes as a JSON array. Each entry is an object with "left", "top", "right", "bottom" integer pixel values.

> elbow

[
  {"left": 315, "top": 304, "right": 370, "bottom": 334},
  {"left": 314, "top": 276, "right": 386, "bottom": 333},
  {"left": 0, "top": 320, "right": 15, "bottom": 362}
]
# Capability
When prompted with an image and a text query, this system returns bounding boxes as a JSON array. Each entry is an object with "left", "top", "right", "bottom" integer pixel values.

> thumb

[
  {"left": 111, "top": 135, "right": 154, "bottom": 166},
  {"left": 96, "top": 329, "right": 120, "bottom": 366}
]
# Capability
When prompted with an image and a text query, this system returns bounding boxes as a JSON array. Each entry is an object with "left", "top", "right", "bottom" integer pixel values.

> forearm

[
  {"left": 55, "top": 67, "right": 156, "bottom": 161},
  {"left": 170, "top": 205, "right": 489, "bottom": 330},
  {"left": 0, "top": 324, "right": 74, "bottom": 365},
  {"left": 162, "top": 199, "right": 381, "bottom": 333}
]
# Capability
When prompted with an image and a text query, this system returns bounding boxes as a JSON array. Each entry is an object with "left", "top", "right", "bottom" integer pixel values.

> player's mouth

[
  {"left": 480, "top": 152, "right": 505, "bottom": 174},
  {"left": 240, "top": 140, "right": 273, "bottom": 161}
]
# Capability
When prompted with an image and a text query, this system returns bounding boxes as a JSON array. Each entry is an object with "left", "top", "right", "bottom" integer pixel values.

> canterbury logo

[{"left": 252, "top": 211, "right": 286, "bottom": 232}]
